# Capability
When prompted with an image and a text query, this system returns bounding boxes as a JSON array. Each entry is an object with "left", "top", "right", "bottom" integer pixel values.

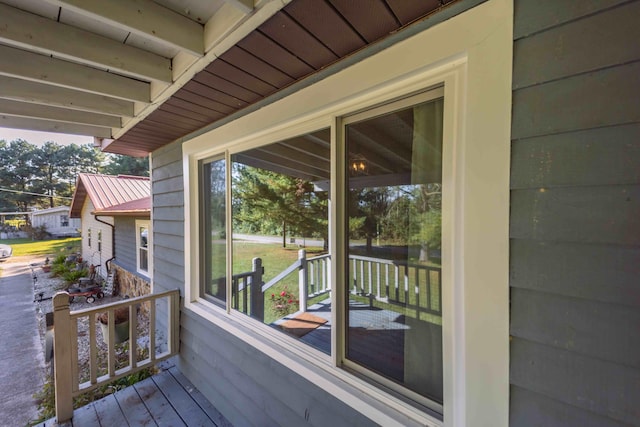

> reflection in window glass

[
  {"left": 230, "top": 129, "right": 331, "bottom": 354},
  {"left": 201, "top": 157, "right": 227, "bottom": 305},
  {"left": 138, "top": 225, "right": 149, "bottom": 272},
  {"left": 345, "top": 96, "right": 444, "bottom": 403}
]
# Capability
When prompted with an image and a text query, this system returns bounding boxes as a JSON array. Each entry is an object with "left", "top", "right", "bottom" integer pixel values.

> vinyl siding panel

[
  {"left": 509, "top": 386, "right": 631, "bottom": 427},
  {"left": 178, "top": 311, "right": 377, "bottom": 427},
  {"left": 151, "top": 141, "right": 185, "bottom": 294},
  {"left": 510, "top": 1, "right": 640, "bottom": 425},
  {"left": 113, "top": 217, "right": 136, "bottom": 273},
  {"left": 513, "top": 0, "right": 629, "bottom": 39},
  {"left": 510, "top": 239, "right": 640, "bottom": 308},
  {"left": 510, "top": 185, "right": 640, "bottom": 245},
  {"left": 510, "top": 124, "right": 640, "bottom": 189},
  {"left": 510, "top": 338, "right": 640, "bottom": 424},
  {"left": 511, "top": 61, "right": 640, "bottom": 140}
]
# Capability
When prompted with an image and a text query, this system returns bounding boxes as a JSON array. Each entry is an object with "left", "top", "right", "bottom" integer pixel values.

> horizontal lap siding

[
  {"left": 114, "top": 217, "right": 136, "bottom": 273},
  {"left": 178, "top": 311, "right": 376, "bottom": 427},
  {"left": 510, "top": 1, "right": 640, "bottom": 425},
  {"left": 151, "top": 143, "right": 185, "bottom": 293}
]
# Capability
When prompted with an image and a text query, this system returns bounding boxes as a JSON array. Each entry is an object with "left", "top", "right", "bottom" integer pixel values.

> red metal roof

[
  {"left": 94, "top": 197, "right": 151, "bottom": 217},
  {"left": 69, "top": 174, "right": 150, "bottom": 218}
]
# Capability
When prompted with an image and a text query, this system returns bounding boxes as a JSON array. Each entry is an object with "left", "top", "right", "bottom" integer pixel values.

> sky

[{"left": 0, "top": 127, "right": 93, "bottom": 147}]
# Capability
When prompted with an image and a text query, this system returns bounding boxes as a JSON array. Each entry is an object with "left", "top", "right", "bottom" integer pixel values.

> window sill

[{"left": 185, "top": 298, "right": 442, "bottom": 427}]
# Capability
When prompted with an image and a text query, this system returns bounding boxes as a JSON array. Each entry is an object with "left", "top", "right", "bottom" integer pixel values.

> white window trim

[
  {"left": 136, "top": 219, "right": 152, "bottom": 278},
  {"left": 182, "top": 0, "right": 512, "bottom": 425}
]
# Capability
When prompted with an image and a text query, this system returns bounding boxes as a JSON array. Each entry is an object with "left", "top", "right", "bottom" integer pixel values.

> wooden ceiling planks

[{"left": 110, "top": 0, "right": 449, "bottom": 156}]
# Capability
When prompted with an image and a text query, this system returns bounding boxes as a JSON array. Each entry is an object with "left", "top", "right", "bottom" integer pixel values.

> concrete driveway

[{"left": 0, "top": 257, "right": 46, "bottom": 427}]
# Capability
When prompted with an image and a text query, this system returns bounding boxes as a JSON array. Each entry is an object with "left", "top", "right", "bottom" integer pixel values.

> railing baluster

[
  {"left": 352, "top": 258, "right": 357, "bottom": 294},
  {"left": 71, "top": 317, "right": 79, "bottom": 393},
  {"left": 394, "top": 265, "right": 400, "bottom": 301},
  {"left": 89, "top": 312, "right": 97, "bottom": 385},
  {"left": 376, "top": 262, "right": 381, "bottom": 298},
  {"left": 367, "top": 261, "right": 372, "bottom": 295},
  {"left": 404, "top": 265, "right": 409, "bottom": 304},
  {"left": 107, "top": 308, "right": 115, "bottom": 377},
  {"left": 426, "top": 267, "right": 431, "bottom": 311},
  {"left": 414, "top": 266, "right": 420, "bottom": 316},
  {"left": 150, "top": 301, "right": 156, "bottom": 362},
  {"left": 129, "top": 304, "right": 138, "bottom": 370}
]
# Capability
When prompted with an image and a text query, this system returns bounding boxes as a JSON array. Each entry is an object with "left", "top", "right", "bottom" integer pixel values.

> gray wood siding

[
  {"left": 510, "top": 1, "right": 640, "bottom": 425},
  {"left": 178, "top": 310, "right": 376, "bottom": 427},
  {"left": 151, "top": 142, "right": 185, "bottom": 292},
  {"left": 113, "top": 217, "right": 137, "bottom": 273}
]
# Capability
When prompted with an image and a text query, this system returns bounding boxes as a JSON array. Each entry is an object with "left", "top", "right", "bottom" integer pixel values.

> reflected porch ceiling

[{"left": 0, "top": 0, "right": 457, "bottom": 158}]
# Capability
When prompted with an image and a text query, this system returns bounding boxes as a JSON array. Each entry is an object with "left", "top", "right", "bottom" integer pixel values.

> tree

[
  {"left": 102, "top": 154, "right": 149, "bottom": 177},
  {"left": 0, "top": 139, "right": 38, "bottom": 214},
  {"left": 232, "top": 164, "right": 327, "bottom": 248},
  {"left": 0, "top": 140, "right": 105, "bottom": 212},
  {"left": 348, "top": 187, "right": 390, "bottom": 253}
]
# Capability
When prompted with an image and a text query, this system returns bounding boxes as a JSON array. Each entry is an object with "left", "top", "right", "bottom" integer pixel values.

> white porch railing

[
  {"left": 231, "top": 250, "right": 441, "bottom": 320},
  {"left": 52, "top": 289, "right": 180, "bottom": 423}
]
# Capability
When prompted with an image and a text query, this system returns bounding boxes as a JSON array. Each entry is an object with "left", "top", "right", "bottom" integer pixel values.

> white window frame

[
  {"left": 182, "top": 0, "right": 512, "bottom": 425},
  {"left": 136, "top": 219, "right": 151, "bottom": 277}
]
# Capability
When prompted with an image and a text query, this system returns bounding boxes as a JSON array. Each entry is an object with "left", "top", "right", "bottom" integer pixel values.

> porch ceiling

[{"left": 0, "top": 0, "right": 456, "bottom": 158}]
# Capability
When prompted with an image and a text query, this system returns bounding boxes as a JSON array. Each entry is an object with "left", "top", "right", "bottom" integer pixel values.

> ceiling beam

[
  {"left": 0, "top": 99, "right": 121, "bottom": 128},
  {"left": 43, "top": 0, "right": 205, "bottom": 56},
  {"left": 0, "top": 3, "right": 171, "bottom": 83},
  {"left": 0, "top": 115, "right": 112, "bottom": 138},
  {"left": 223, "top": 0, "right": 254, "bottom": 14},
  {"left": 0, "top": 45, "right": 150, "bottom": 103},
  {"left": 0, "top": 76, "right": 134, "bottom": 117}
]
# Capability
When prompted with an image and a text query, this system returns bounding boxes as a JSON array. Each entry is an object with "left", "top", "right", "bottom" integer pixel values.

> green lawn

[{"left": 1, "top": 237, "right": 81, "bottom": 257}]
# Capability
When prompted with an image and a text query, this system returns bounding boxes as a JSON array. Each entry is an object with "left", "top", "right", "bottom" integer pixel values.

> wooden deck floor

[{"left": 39, "top": 363, "right": 233, "bottom": 427}]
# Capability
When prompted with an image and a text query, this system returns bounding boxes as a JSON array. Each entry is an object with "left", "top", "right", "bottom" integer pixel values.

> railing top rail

[
  {"left": 55, "top": 289, "right": 180, "bottom": 319},
  {"left": 261, "top": 259, "right": 302, "bottom": 293},
  {"left": 307, "top": 254, "right": 330, "bottom": 262},
  {"left": 348, "top": 254, "right": 441, "bottom": 270}
]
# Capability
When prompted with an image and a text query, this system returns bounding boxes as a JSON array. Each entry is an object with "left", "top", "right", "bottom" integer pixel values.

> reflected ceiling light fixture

[{"left": 349, "top": 153, "right": 368, "bottom": 176}]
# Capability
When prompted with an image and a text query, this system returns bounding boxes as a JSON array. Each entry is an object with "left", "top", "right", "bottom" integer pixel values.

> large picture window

[
  {"left": 185, "top": 1, "right": 512, "bottom": 422},
  {"left": 197, "top": 89, "right": 444, "bottom": 409}
]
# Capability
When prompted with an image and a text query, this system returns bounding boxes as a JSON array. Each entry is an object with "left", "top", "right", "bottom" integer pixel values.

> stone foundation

[{"left": 113, "top": 265, "right": 150, "bottom": 298}]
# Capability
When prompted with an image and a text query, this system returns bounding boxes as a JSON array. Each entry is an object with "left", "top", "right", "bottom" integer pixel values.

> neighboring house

[
  {"left": 31, "top": 206, "right": 80, "bottom": 238},
  {"left": 69, "top": 174, "right": 152, "bottom": 297},
  {"left": 3, "top": 1, "right": 639, "bottom": 426}
]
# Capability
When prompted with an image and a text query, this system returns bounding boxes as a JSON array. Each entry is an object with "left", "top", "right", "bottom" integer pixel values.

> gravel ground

[{"left": 29, "top": 257, "right": 150, "bottom": 382}]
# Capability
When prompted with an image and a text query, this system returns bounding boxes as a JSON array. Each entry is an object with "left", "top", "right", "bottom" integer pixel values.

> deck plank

[
  {"left": 113, "top": 384, "right": 157, "bottom": 426},
  {"left": 92, "top": 394, "right": 128, "bottom": 426},
  {"left": 169, "top": 367, "right": 234, "bottom": 427},
  {"left": 71, "top": 403, "right": 99, "bottom": 426},
  {"left": 152, "top": 370, "right": 217, "bottom": 427},
  {"left": 134, "top": 376, "right": 186, "bottom": 427}
]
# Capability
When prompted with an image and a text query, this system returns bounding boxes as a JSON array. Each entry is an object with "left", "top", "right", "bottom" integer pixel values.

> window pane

[
  {"left": 139, "top": 225, "right": 149, "bottom": 272},
  {"left": 230, "top": 129, "right": 331, "bottom": 354},
  {"left": 345, "top": 97, "right": 444, "bottom": 403},
  {"left": 202, "top": 158, "right": 227, "bottom": 305}
]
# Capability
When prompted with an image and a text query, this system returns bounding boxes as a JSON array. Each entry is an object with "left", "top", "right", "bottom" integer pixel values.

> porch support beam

[
  {"left": 43, "top": 0, "right": 205, "bottom": 56},
  {"left": 0, "top": 99, "right": 121, "bottom": 128},
  {"left": 0, "top": 45, "right": 150, "bottom": 103},
  {"left": 0, "top": 3, "right": 172, "bottom": 83},
  {"left": 222, "top": 0, "right": 254, "bottom": 14},
  {"left": 0, "top": 116, "right": 112, "bottom": 138},
  {"left": 0, "top": 76, "right": 134, "bottom": 117}
]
